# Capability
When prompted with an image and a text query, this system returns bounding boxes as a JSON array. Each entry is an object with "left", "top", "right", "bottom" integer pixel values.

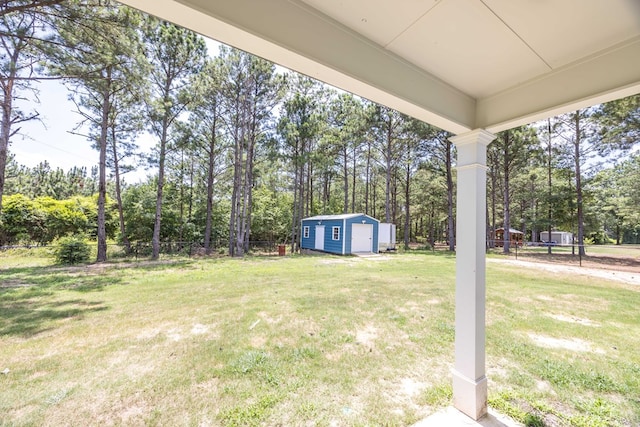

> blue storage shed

[{"left": 300, "top": 214, "right": 379, "bottom": 255}]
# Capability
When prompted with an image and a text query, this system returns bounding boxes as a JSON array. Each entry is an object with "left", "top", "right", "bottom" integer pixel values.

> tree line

[{"left": 1, "top": 0, "right": 639, "bottom": 260}]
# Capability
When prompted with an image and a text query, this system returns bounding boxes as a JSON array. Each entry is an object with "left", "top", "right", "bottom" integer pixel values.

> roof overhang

[{"left": 116, "top": 0, "right": 640, "bottom": 135}]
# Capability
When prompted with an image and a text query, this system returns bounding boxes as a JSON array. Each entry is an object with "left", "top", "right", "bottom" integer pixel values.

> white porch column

[{"left": 449, "top": 129, "right": 496, "bottom": 420}]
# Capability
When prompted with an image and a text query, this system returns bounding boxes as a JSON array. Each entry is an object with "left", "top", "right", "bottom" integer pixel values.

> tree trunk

[
  {"left": 574, "top": 112, "right": 586, "bottom": 256},
  {"left": 0, "top": 79, "right": 12, "bottom": 215},
  {"left": 372, "top": 173, "right": 377, "bottom": 219},
  {"left": 290, "top": 141, "right": 299, "bottom": 254},
  {"left": 204, "top": 122, "right": 217, "bottom": 254},
  {"left": 490, "top": 161, "right": 497, "bottom": 249},
  {"left": 404, "top": 162, "right": 410, "bottom": 249},
  {"left": 297, "top": 143, "right": 305, "bottom": 251},
  {"left": 322, "top": 171, "right": 329, "bottom": 214},
  {"left": 351, "top": 145, "right": 357, "bottom": 212},
  {"left": 530, "top": 178, "right": 537, "bottom": 244},
  {"left": 364, "top": 139, "right": 371, "bottom": 216},
  {"left": 446, "top": 139, "right": 455, "bottom": 251},
  {"left": 392, "top": 173, "right": 398, "bottom": 224},
  {"left": 188, "top": 156, "right": 194, "bottom": 224},
  {"left": 0, "top": 39, "right": 22, "bottom": 214},
  {"left": 547, "top": 118, "right": 553, "bottom": 255},
  {"left": 234, "top": 124, "right": 247, "bottom": 257},
  {"left": 503, "top": 131, "right": 511, "bottom": 254},
  {"left": 242, "top": 127, "right": 256, "bottom": 254},
  {"left": 307, "top": 160, "right": 312, "bottom": 217},
  {"left": 229, "top": 123, "right": 242, "bottom": 257},
  {"left": 429, "top": 202, "right": 435, "bottom": 247},
  {"left": 178, "top": 150, "right": 185, "bottom": 243},
  {"left": 385, "top": 124, "right": 392, "bottom": 223},
  {"left": 343, "top": 145, "right": 349, "bottom": 213},
  {"left": 151, "top": 111, "right": 170, "bottom": 260},
  {"left": 110, "top": 128, "right": 130, "bottom": 254},
  {"left": 96, "top": 70, "right": 112, "bottom": 263}
]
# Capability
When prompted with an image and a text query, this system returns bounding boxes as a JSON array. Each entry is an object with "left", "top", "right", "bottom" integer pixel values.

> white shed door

[
  {"left": 315, "top": 225, "right": 325, "bottom": 250},
  {"left": 351, "top": 224, "right": 373, "bottom": 253}
]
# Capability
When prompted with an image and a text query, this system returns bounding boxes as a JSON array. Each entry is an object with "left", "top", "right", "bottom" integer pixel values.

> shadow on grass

[
  {"left": 405, "top": 248, "right": 456, "bottom": 258},
  {"left": 0, "top": 259, "right": 198, "bottom": 337},
  {"left": 0, "top": 297, "right": 108, "bottom": 336},
  {"left": 0, "top": 259, "right": 195, "bottom": 288},
  {"left": 0, "top": 265, "right": 122, "bottom": 292},
  {"left": 0, "top": 264, "right": 120, "bottom": 337}
]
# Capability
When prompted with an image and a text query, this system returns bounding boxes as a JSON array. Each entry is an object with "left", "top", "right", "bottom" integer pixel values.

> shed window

[
  {"left": 332, "top": 226, "right": 340, "bottom": 240},
  {"left": 303, "top": 226, "right": 309, "bottom": 238}
]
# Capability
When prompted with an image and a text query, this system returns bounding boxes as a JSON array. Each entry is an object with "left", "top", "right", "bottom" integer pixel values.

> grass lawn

[
  {"left": 1, "top": 251, "right": 639, "bottom": 426},
  {"left": 514, "top": 244, "right": 640, "bottom": 258}
]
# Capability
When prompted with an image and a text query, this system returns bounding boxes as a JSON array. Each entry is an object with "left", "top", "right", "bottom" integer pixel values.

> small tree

[{"left": 54, "top": 235, "right": 90, "bottom": 264}]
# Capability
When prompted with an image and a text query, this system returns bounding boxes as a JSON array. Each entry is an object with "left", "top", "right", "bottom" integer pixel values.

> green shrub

[{"left": 54, "top": 236, "right": 91, "bottom": 264}]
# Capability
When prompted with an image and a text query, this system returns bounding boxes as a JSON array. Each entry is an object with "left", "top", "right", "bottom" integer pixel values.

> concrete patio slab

[{"left": 412, "top": 407, "right": 523, "bottom": 427}]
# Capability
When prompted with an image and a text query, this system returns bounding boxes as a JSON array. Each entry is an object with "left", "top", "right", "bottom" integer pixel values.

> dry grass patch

[{"left": 2, "top": 250, "right": 639, "bottom": 426}]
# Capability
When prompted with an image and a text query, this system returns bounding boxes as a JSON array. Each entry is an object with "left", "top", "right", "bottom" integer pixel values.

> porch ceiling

[{"left": 117, "top": 0, "right": 640, "bottom": 135}]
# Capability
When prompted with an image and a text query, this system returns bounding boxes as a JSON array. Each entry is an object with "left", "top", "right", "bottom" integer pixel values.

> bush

[{"left": 54, "top": 236, "right": 91, "bottom": 265}]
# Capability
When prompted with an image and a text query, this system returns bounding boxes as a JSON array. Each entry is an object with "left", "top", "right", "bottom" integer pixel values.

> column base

[{"left": 452, "top": 369, "right": 488, "bottom": 420}]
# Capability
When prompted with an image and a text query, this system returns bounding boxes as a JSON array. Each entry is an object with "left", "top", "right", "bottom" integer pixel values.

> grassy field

[
  {"left": 1, "top": 250, "right": 639, "bottom": 426},
  {"left": 513, "top": 244, "right": 640, "bottom": 258}
]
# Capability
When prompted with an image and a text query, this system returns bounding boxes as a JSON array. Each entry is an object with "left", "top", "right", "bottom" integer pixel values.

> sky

[
  {"left": 13, "top": 79, "right": 109, "bottom": 173},
  {"left": 10, "top": 38, "right": 224, "bottom": 184},
  {"left": 12, "top": 75, "right": 156, "bottom": 184}
]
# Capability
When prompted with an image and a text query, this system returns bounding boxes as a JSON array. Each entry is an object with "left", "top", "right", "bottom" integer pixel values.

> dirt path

[{"left": 488, "top": 257, "right": 640, "bottom": 286}]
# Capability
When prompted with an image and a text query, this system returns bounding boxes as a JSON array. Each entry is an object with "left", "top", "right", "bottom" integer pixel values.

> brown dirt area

[
  {"left": 489, "top": 252, "right": 640, "bottom": 286},
  {"left": 509, "top": 251, "right": 640, "bottom": 273}
]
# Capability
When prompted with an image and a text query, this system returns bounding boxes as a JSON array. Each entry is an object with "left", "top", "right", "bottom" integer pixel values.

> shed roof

[
  {"left": 303, "top": 213, "right": 377, "bottom": 221},
  {"left": 495, "top": 228, "right": 524, "bottom": 235}
]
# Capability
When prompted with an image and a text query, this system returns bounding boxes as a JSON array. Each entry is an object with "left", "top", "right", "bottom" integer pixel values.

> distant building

[
  {"left": 300, "top": 214, "right": 379, "bottom": 255},
  {"left": 491, "top": 228, "right": 524, "bottom": 247},
  {"left": 540, "top": 231, "right": 573, "bottom": 246},
  {"left": 378, "top": 223, "right": 397, "bottom": 252}
]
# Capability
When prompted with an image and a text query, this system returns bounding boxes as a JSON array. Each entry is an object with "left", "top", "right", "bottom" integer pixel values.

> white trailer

[
  {"left": 540, "top": 231, "right": 573, "bottom": 245},
  {"left": 378, "top": 223, "right": 396, "bottom": 252}
]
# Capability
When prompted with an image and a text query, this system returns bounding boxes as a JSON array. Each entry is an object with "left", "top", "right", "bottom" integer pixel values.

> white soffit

[
  {"left": 116, "top": 0, "right": 640, "bottom": 135},
  {"left": 483, "top": 0, "right": 640, "bottom": 68},
  {"left": 386, "top": 0, "right": 550, "bottom": 98}
]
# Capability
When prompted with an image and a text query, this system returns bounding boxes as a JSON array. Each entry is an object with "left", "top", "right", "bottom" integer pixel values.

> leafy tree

[
  {"left": 0, "top": 0, "right": 64, "bottom": 18},
  {"left": 106, "top": 63, "right": 148, "bottom": 254},
  {"left": 0, "top": 193, "right": 44, "bottom": 244},
  {"left": 596, "top": 94, "right": 639, "bottom": 150},
  {"left": 49, "top": 1, "right": 146, "bottom": 261},
  {"left": 144, "top": 18, "right": 207, "bottom": 259},
  {"left": 121, "top": 180, "right": 156, "bottom": 243},
  {"left": 555, "top": 109, "right": 598, "bottom": 255},
  {"left": 4, "top": 160, "right": 97, "bottom": 199},
  {"left": 220, "top": 47, "right": 283, "bottom": 256},
  {"left": 277, "top": 74, "right": 323, "bottom": 252},
  {"left": 413, "top": 167, "right": 448, "bottom": 246},
  {"left": 53, "top": 235, "right": 90, "bottom": 264},
  {"left": 488, "top": 125, "right": 537, "bottom": 253},
  {"left": 35, "top": 196, "right": 88, "bottom": 242},
  {"left": 591, "top": 154, "right": 640, "bottom": 244},
  {"left": 369, "top": 105, "right": 405, "bottom": 223},
  {"left": 251, "top": 185, "right": 292, "bottom": 244},
  {"left": 0, "top": 7, "right": 40, "bottom": 213},
  {"left": 0, "top": 0, "right": 101, "bottom": 213},
  {"left": 189, "top": 57, "right": 228, "bottom": 254},
  {"left": 324, "top": 92, "right": 366, "bottom": 214},
  {"left": 399, "top": 118, "right": 432, "bottom": 248},
  {"left": 414, "top": 125, "right": 456, "bottom": 251}
]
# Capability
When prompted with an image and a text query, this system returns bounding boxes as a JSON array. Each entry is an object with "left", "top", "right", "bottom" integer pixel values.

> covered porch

[{"left": 116, "top": 0, "right": 640, "bottom": 422}]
